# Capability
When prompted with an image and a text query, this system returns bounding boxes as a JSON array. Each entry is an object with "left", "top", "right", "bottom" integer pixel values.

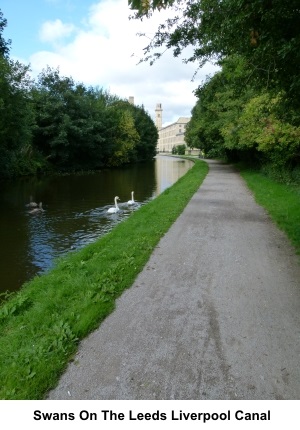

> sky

[{"left": 1, "top": 0, "right": 218, "bottom": 126}]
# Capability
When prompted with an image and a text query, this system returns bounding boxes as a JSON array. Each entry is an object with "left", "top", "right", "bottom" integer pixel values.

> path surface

[{"left": 47, "top": 160, "right": 300, "bottom": 400}]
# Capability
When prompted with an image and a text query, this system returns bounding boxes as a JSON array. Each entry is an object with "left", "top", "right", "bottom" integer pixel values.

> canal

[{"left": 0, "top": 156, "right": 193, "bottom": 295}]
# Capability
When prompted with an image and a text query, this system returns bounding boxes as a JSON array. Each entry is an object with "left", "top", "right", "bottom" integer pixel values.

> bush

[{"left": 172, "top": 144, "right": 186, "bottom": 155}]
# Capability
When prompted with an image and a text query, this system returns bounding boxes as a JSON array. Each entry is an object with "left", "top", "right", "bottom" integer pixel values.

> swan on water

[
  {"left": 26, "top": 196, "right": 38, "bottom": 208},
  {"left": 128, "top": 191, "right": 135, "bottom": 205},
  {"left": 107, "top": 196, "right": 120, "bottom": 214},
  {"left": 29, "top": 202, "right": 44, "bottom": 214}
]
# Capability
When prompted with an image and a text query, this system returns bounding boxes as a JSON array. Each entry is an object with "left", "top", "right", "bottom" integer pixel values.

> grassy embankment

[
  {"left": 0, "top": 158, "right": 209, "bottom": 400},
  {"left": 238, "top": 167, "right": 300, "bottom": 255}
]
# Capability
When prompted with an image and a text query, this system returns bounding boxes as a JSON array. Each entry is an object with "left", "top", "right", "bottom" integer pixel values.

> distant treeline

[{"left": 0, "top": 10, "right": 158, "bottom": 178}]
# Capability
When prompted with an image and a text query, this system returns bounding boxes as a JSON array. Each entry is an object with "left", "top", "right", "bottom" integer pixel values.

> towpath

[{"left": 47, "top": 160, "right": 300, "bottom": 400}]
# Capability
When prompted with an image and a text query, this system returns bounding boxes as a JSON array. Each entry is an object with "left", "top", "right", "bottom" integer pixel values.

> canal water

[{"left": 0, "top": 156, "right": 193, "bottom": 294}]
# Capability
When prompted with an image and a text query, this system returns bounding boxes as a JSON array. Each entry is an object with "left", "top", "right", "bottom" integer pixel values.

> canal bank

[
  {"left": 0, "top": 158, "right": 208, "bottom": 399},
  {"left": 47, "top": 159, "right": 300, "bottom": 400},
  {"left": 0, "top": 155, "right": 193, "bottom": 295}
]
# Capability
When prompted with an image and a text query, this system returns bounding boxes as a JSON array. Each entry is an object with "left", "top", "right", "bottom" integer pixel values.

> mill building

[{"left": 155, "top": 103, "right": 190, "bottom": 153}]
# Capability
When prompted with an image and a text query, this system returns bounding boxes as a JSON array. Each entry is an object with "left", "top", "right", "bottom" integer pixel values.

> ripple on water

[{"left": 1, "top": 156, "right": 194, "bottom": 293}]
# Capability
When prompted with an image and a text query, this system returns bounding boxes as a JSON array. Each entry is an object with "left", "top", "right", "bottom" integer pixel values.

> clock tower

[{"left": 155, "top": 103, "right": 163, "bottom": 130}]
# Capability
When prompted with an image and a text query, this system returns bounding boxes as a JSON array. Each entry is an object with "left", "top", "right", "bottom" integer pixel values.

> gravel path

[{"left": 47, "top": 160, "right": 300, "bottom": 400}]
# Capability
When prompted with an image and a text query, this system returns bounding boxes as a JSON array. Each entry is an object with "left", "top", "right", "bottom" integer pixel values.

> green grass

[
  {"left": 0, "top": 158, "right": 209, "bottom": 400},
  {"left": 238, "top": 167, "right": 300, "bottom": 255}
]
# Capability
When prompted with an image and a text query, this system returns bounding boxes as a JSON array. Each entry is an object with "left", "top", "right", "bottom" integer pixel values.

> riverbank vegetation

[
  {"left": 238, "top": 166, "right": 300, "bottom": 255},
  {"left": 184, "top": 55, "right": 300, "bottom": 185},
  {"left": 130, "top": 1, "right": 300, "bottom": 185},
  {"left": 0, "top": 10, "right": 158, "bottom": 179},
  {"left": 0, "top": 158, "right": 208, "bottom": 400}
]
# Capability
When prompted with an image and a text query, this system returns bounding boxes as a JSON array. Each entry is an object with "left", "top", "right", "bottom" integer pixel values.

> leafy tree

[
  {"left": 129, "top": 0, "right": 174, "bottom": 16},
  {"left": 32, "top": 67, "right": 115, "bottom": 170},
  {"left": 31, "top": 67, "right": 156, "bottom": 170},
  {"left": 172, "top": 144, "right": 186, "bottom": 155},
  {"left": 129, "top": 0, "right": 300, "bottom": 108},
  {"left": 0, "top": 10, "right": 39, "bottom": 177},
  {"left": 185, "top": 102, "right": 207, "bottom": 151},
  {"left": 224, "top": 93, "right": 300, "bottom": 169},
  {"left": 185, "top": 80, "right": 225, "bottom": 159},
  {"left": 185, "top": 55, "right": 260, "bottom": 159},
  {"left": 186, "top": 53, "right": 300, "bottom": 170},
  {"left": 31, "top": 67, "right": 76, "bottom": 168},
  {"left": 107, "top": 108, "right": 139, "bottom": 166},
  {"left": 107, "top": 99, "right": 158, "bottom": 162},
  {"left": 0, "top": 57, "right": 35, "bottom": 176},
  {"left": 125, "top": 102, "right": 158, "bottom": 161},
  {"left": 0, "top": 9, "right": 11, "bottom": 57}
]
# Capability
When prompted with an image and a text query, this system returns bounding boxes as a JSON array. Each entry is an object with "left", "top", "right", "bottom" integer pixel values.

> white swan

[
  {"left": 128, "top": 191, "right": 135, "bottom": 205},
  {"left": 26, "top": 196, "right": 38, "bottom": 208},
  {"left": 107, "top": 196, "right": 120, "bottom": 214},
  {"left": 29, "top": 202, "right": 44, "bottom": 214}
]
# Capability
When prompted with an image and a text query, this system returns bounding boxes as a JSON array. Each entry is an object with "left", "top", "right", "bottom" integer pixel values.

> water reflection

[
  {"left": 0, "top": 156, "right": 193, "bottom": 294},
  {"left": 155, "top": 156, "right": 189, "bottom": 193}
]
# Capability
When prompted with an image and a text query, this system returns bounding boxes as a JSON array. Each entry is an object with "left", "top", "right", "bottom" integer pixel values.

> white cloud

[
  {"left": 39, "top": 19, "right": 76, "bottom": 43},
  {"left": 29, "top": 0, "right": 218, "bottom": 125}
]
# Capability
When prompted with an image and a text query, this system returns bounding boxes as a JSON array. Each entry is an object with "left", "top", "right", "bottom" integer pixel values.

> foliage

[
  {"left": 107, "top": 108, "right": 140, "bottom": 166},
  {"left": 185, "top": 56, "right": 253, "bottom": 158},
  {"left": 0, "top": 57, "right": 35, "bottom": 176},
  {"left": 30, "top": 67, "right": 158, "bottom": 172},
  {"left": 130, "top": 0, "right": 300, "bottom": 106},
  {"left": 172, "top": 144, "right": 186, "bottom": 155},
  {"left": 224, "top": 93, "right": 300, "bottom": 168},
  {"left": 184, "top": 77, "right": 225, "bottom": 158},
  {"left": 185, "top": 55, "right": 300, "bottom": 171},
  {"left": 0, "top": 158, "right": 208, "bottom": 399},
  {"left": 0, "top": 62, "right": 157, "bottom": 177},
  {"left": 30, "top": 67, "right": 157, "bottom": 171},
  {"left": 0, "top": 8, "right": 158, "bottom": 178},
  {"left": 129, "top": 1, "right": 300, "bottom": 175},
  {"left": 32, "top": 68, "right": 111, "bottom": 170},
  {"left": 0, "top": 9, "right": 11, "bottom": 57},
  {"left": 129, "top": 0, "right": 175, "bottom": 16},
  {"left": 127, "top": 103, "right": 158, "bottom": 161}
]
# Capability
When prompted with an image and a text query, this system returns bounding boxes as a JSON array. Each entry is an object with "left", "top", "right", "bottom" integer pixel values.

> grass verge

[
  {"left": 238, "top": 166, "right": 300, "bottom": 255},
  {"left": 0, "top": 158, "right": 208, "bottom": 400}
]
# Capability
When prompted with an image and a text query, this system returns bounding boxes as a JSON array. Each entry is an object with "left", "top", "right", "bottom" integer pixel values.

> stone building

[{"left": 155, "top": 103, "right": 190, "bottom": 153}]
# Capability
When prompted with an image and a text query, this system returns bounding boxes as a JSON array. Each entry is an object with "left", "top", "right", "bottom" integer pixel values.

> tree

[
  {"left": 172, "top": 144, "right": 186, "bottom": 155},
  {"left": 0, "top": 57, "right": 34, "bottom": 176},
  {"left": 106, "top": 99, "right": 158, "bottom": 162},
  {"left": 129, "top": 0, "right": 300, "bottom": 108},
  {"left": 107, "top": 108, "right": 139, "bottom": 166},
  {"left": 185, "top": 55, "right": 259, "bottom": 159},
  {"left": 0, "top": 9, "right": 11, "bottom": 57},
  {"left": 129, "top": 0, "right": 175, "bottom": 16},
  {"left": 186, "top": 54, "right": 300, "bottom": 169},
  {"left": 223, "top": 92, "right": 300, "bottom": 169},
  {"left": 32, "top": 67, "right": 114, "bottom": 170},
  {"left": 31, "top": 67, "right": 155, "bottom": 170},
  {"left": 125, "top": 103, "right": 158, "bottom": 161}
]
